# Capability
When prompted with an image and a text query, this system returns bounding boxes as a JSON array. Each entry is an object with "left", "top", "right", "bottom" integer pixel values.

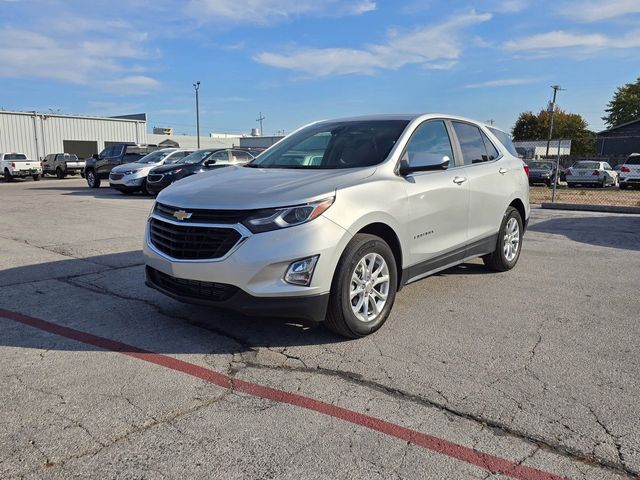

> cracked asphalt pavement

[{"left": 1, "top": 178, "right": 639, "bottom": 479}]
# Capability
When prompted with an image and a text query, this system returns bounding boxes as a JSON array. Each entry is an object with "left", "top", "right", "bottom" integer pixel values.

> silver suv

[{"left": 144, "top": 114, "right": 530, "bottom": 338}]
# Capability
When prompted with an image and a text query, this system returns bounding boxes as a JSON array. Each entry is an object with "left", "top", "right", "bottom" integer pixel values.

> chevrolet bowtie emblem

[{"left": 173, "top": 210, "right": 192, "bottom": 221}]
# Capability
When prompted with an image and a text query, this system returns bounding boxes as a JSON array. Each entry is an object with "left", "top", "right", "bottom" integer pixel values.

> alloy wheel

[
  {"left": 350, "top": 253, "right": 390, "bottom": 323},
  {"left": 503, "top": 217, "right": 520, "bottom": 262}
]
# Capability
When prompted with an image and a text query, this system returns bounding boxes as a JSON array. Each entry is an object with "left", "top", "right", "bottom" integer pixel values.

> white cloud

[
  {"left": 254, "top": 10, "right": 492, "bottom": 76},
  {"left": 495, "top": 0, "right": 528, "bottom": 13},
  {"left": 503, "top": 29, "right": 640, "bottom": 54},
  {"left": 186, "top": 0, "right": 376, "bottom": 24},
  {"left": 561, "top": 0, "right": 640, "bottom": 22},
  {"left": 0, "top": 23, "right": 159, "bottom": 92},
  {"left": 103, "top": 76, "right": 161, "bottom": 93},
  {"left": 465, "top": 78, "right": 537, "bottom": 88}
]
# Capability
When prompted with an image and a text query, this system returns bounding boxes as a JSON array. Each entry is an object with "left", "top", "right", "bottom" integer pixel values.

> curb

[{"left": 541, "top": 202, "right": 640, "bottom": 214}]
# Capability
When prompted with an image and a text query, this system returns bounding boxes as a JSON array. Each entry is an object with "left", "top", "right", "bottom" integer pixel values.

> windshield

[
  {"left": 136, "top": 150, "right": 173, "bottom": 164},
  {"left": 530, "top": 162, "right": 552, "bottom": 170},
  {"left": 247, "top": 120, "right": 409, "bottom": 169},
  {"left": 573, "top": 161, "right": 599, "bottom": 169},
  {"left": 176, "top": 150, "right": 217, "bottom": 165}
]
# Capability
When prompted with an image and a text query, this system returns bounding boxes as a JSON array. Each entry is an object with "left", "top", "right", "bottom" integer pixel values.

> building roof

[{"left": 598, "top": 118, "right": 640, "bottom": 134}]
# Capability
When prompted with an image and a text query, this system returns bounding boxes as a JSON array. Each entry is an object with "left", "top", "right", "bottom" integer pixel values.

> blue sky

[{"left": 1, "top": 0, "right": 639, "bottom": 135}]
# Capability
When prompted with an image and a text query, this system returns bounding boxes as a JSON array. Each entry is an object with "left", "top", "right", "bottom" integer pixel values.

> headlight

[
  {"left": 167, "top": 169, "right": 183, "bottom": 175},
  {"left": 242, "top": 197, "right": 334, "bottom": 233},
  {"left": 121, "top": 169, "right": 140, "bottom": 175}
]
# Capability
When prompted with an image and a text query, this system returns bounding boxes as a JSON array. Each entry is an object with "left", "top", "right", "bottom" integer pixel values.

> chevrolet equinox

[{"left": 144, "top": 114, "right": 530, "bottom": 338}]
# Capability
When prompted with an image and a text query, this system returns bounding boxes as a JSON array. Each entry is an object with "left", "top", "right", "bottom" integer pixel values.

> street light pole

[
  {"left": 545, "top": 85, "right": 563, "bottom": 158},
  {"left": 193, "top": 81, "right": 201, "bottom": 148},
  {"left": 256, "top": 112, "right": 265, "bottom": 135}
]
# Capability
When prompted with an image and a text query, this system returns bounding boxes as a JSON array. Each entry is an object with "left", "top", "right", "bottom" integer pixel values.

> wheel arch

[
  {"left": 508, "top": 198, "right": 527, "bottom": 232},
  {"left": 356, "top": 222, "right": 404, "bottom": 290}
]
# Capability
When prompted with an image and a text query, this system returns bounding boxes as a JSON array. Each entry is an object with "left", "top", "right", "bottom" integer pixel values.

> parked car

[
  {"left": 41, "top": 153, "right": 85, "bottom": 179},
  {"left": 565, "top": 160, "right": 617, "bottom": 188},
  {"left": 145, "top": 148, "right": 258, "bottom": 195},
  {"left": 85, "top": 144, "right": 159, "bottom": 188},
  {"left": 1, "top": 152, "right": 42, "bottom": 182},
  {"left": 143, "top": 114, "right": 530, "bottom": 338},
  {"left": 619, "top": 153, "right": 640, "bottom": 190},
  {"left": 527, "top": 161, "right": 557, "bottom": 186},
  {"left": 109, "top": 148, "right": 193, "bottom": 195}
]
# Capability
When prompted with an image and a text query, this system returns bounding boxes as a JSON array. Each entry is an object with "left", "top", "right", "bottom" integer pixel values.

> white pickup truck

[{"left": 1, "top": 153, "right": 42, "bottom": 182}]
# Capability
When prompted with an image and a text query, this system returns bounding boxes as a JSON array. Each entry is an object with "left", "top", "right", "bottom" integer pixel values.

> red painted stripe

[{"left": 1, "top": 308, "right": 565, "bottom": 480}]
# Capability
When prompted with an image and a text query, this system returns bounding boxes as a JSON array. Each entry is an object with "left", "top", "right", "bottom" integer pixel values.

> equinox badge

[{"left": 173, "top": 210, "right": 192, "bottom": 221}]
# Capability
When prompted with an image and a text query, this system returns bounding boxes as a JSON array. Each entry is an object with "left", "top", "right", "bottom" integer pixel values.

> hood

[
  {"left": 157, "top": 165, "right": 376, "bottom": 210},
  {"left": 150, "top": 162, "right": 194, "bottom": 174},
  {"left": 111, "top": 162, "right": 150, "bottom": 173}
]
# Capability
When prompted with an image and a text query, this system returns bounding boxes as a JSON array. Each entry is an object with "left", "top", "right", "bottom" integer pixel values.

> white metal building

[{"left": 0, "top": 111, "right": 148, "bottom": 160}]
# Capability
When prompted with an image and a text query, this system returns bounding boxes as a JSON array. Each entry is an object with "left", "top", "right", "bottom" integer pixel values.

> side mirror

[
  {"left": 92, "top": 154, "right": 99, "bottom": 159},
  {"left": 399, "top": 154, "right": 450, "bottom": 176},
  {"left": 204, "top": 159, "right": 216, "bottom": 166}
]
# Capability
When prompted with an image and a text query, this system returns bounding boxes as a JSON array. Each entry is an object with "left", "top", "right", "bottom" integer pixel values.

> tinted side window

[
  {"left": 481, "top": 131, "right": 499, "bottom": 161},
  {"left": 452, "top": 122, "right": 489, "bottom": 165},
  {"left": 488, "top": 127, "right": 519, "bottom": 157},
  {"left": 231, "top": 150, "right": 253, "bottom": 162},
  {"left": 100, "top": 146, "right": 113, "bottom": 158},
  {"left": 208, "top": 150, "right": 230, "bottom": 163},
  {"left": 404, "top": 120, "right": 454, "bottom": 168}
]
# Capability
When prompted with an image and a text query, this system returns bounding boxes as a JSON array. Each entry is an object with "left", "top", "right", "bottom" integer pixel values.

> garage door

[{"left": 62, "top": 140, "right": 98, "bottom": 160}]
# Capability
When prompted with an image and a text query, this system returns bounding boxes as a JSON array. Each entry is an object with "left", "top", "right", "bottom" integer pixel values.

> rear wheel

[
  {"left": 4, "top": 169, "right": 13, "bottom": 182},
  {"left": 56, "top": 167, "right": 65, "bottom": 179},
  {"left": 32, "top": 174, "right": 40, "bottom": 181},
  {"left": 483, "top": 207, "right": 523, "bottom": 272},
  {"left": 325, "top": 234, "right": 397, "bottom": 338},
  {"left": 620, "top": 183, "right": 628, "bottom": 190},
  {"left": 86, "top": 169, "right": 100, "bottom": 188}
]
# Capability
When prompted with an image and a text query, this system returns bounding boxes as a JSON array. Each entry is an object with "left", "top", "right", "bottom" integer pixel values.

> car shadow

[
  {"left": 25, "top": 186, "right": 154, "bottom": 199},
  {"left": 0, "top": 251, "right": 347, "bottom": 356},
  {"left": 529, "top": 214, "right": 640, "bottom": 252}
]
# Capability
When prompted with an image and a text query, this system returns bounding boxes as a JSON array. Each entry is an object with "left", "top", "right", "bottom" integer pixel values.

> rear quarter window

[{"left": 488, "top": 127, "right": 518, "bottom": 157}]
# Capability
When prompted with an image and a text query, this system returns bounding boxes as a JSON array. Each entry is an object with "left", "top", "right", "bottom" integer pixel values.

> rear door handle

[
  {"left": 453, "top": 176, "right": 467, "bottom": 185},
  {"left": 499, "top": 168, "right": 508, "bottom": 174}
]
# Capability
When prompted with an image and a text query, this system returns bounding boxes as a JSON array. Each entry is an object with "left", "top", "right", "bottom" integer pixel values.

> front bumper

[
  {"left": 146, "top": 266, "right": 329, "bottom": 323},
  {"left": 146, "top": 177, "right": 173, "bottom": 194},
  {"left": 143, "top": 213, "right": 352, "bottom": 321}
]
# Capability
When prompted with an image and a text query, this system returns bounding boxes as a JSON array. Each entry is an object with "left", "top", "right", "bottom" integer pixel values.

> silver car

[
  {"left": 565, "top": 160, "right": 617, "bottom": 188},
  {"left": 109, "top": 148, "right": 193, "bottom": 195},
  {"left": 143, "top": 114, "right": 530, "bottom": 338},
  {"left": 619, "top": 153, "right": 640, "bottom": 190}
]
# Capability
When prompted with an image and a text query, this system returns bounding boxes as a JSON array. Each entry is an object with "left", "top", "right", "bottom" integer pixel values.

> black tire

[
  {"left": 325, "top": 234, "right": 398, "bottom": 338},
  {"left": 56, "top": 167, "right": 65, "bottom": 179},
  {"left": 86, "top": 169, "right": 100, "bottom": 188},
  {"left": 32, "top": 174, "right": 40, "bottom": 181},
  {"left": 620, "top": 183, "right": 628, "bottom": 190},
  {"left": 81, "top": 171, "right": 85, "bottom": 178},
  {"left": 4, "top": 169, "right": 13, "bottom": 182},
  {"left": 142, "top": 179, "right": 154, "bottom": 196},
  {"left": 120, "top": 190, "right": 135, "bottom": 195},
  {"left": 483, "top": 207, "right": 523, "bottom": 272},
  {"left": 567, "top": 183, "right": 575, "bottom": 188}
]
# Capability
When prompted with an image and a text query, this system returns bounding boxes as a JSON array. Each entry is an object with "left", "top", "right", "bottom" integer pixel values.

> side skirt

[{"left": 401, "top": 234, "right": 498, "bottom": 286}]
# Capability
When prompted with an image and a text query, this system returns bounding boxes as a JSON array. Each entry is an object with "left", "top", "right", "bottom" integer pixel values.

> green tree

[
  {"left": 512, "top": 109, "right": 595, "bottom": 155},
  {"left": 602, "top": 77, "right": 640, "bottom": 128}
]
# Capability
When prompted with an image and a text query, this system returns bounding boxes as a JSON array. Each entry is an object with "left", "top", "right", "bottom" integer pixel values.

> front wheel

[
  {"left": 483, "top": 207, "right": 523, "bottom": 272},
  {"left": 142, "top": 179, "right": 154, "bottom": 196},
  {"left": 325, "top": 234, "right": 398, "bottom": 338},
  {"left": 86, "top": 170, "right": 100, "bottom": 188},
  {"left": 32, "top": 174, "right": 40, "bottom": 181}
]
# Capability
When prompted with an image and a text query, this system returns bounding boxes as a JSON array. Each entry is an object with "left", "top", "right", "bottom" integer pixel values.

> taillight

[
  {"left": 592, "top": 170, "right": 600, "bottom": 176},
  {"left": 10, "top": 162, "right": 15, "bottom": 168},
  {"left": 565, "top": 169, "right": 572, "bottom": 176},
  {"left": 621, "top": 166, "right": 631, "bottom": 173},
  {"left": 523, "top": 164, "right": 529, "bottom": 176}
]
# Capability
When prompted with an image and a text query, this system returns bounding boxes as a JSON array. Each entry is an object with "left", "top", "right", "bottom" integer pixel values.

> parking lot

[{"left": 1, "top": 177, "right": 639, "bottom": 479}]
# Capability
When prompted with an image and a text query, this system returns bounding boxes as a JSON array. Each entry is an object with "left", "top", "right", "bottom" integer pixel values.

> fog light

[{"left": 284, "top": 256, "right": 319, "bottom": 286}]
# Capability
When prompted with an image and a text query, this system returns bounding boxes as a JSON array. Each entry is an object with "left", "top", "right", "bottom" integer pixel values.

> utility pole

[
  {"left": 486, "top": 119, "right": 495, "bottom": 126},
  {"left": 256, "top": 112, "right": 265, "bottom": 135},
  {"left": 545, "top": 85, "right": 564, "bottom": 158},
  {"left": 193, "top": 81, "right": 201, "bottom": 148}
]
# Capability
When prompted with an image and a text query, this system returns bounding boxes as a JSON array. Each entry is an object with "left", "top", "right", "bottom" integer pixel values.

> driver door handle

[
  {"left": 499, "top": 168, "right": 508, "bottom": 174},
  {"left": 453, "top": 176, "right": 467, "bottom": 185}
]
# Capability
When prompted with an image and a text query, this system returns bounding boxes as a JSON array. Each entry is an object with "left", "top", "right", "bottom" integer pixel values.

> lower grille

[
  {"left": 147, "top": 267, "right": 237, "bottom": 302},
  {"left": 110, "top": 173, "right": 124, "bottom": 180},
  {"left": 148, "top": 174, "right": 163, "bottom": 182},
  {"left": 149, "top": 218, "right": 242, "bottom": 260}
]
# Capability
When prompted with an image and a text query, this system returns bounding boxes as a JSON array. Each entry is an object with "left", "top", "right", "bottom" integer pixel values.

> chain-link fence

[{"left": 515, "top": 136, "right": 640, "bottom": 208}]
